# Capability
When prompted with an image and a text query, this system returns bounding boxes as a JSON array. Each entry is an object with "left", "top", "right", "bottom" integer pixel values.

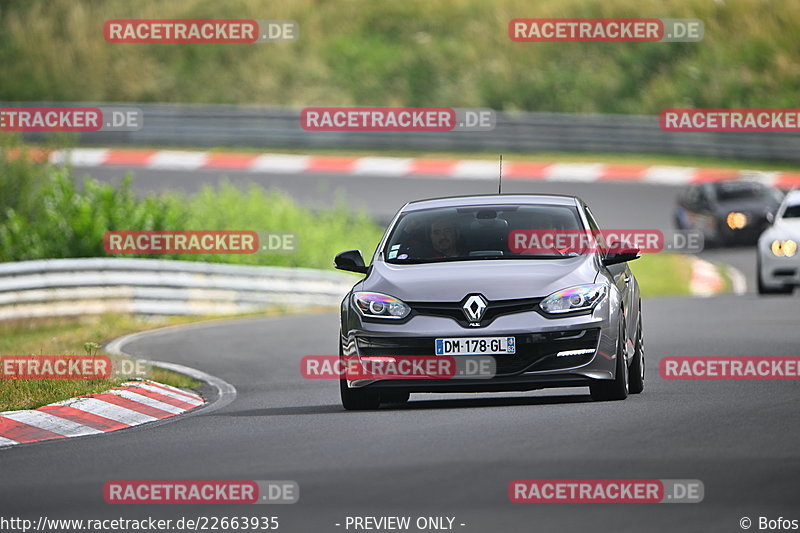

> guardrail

[
  {"left": 7, "top": 102, "right": 800, "bottom": 162},
  {"left": 0, "top": 258, "right": 356, "bottom": 320}
]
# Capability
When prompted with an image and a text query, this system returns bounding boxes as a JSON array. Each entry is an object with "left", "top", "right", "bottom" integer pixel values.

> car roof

[
  {"left": 706, "top": 179, "right": 770, "bottom": 195},
  {"left": 401, "top": 194, "right": 582, "bottom": 212},
  {"left": 693, "top": 179, "right": 769, "bottom": 193}
]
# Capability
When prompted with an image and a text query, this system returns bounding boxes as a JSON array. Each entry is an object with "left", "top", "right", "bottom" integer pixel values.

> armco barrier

[
  {"left": 0, "top": 258, "right": 356, "bottom": 320},
  {"left": 6, "top": 102, "right": 800, "bottom": 162}
]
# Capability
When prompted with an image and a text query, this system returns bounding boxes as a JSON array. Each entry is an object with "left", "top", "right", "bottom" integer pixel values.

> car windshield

[
  {"left": 714, "top": 182, "right": 767, "bottom": 202},
  {"left": 383, "top": 204, "right": 585, "bottom": 264}
]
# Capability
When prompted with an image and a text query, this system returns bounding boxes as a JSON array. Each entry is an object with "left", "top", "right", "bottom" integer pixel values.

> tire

[
  {"left": 704, "top": 220, "right": 723, "bottom": 249},
  {"left": 717, "top": 221, "right": 734, "bottom": 247},
  {"left": 381, "top": 391, "right": 410, "bottom": 405},
  {"left": 590, "top": 318, "right": 629, "bottom": 402},
  {"left": 340, "top": 378, "right": 381, "bottom": 410},
  {"left": 628, "top": 312, "right": 645, "bottom": 395},
  {"left": 339, "top": 338, "right": 381, "bottom": 410},
  {"left": 757, "top": 257, "right": 793, "bottom": 295}
]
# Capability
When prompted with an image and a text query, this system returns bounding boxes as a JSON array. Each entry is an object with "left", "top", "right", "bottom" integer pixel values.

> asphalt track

[
  {"left": 72, "top": 165, "right": 681, "bottom": 226},
  {"left": 1, "top": 166, "right": 797, "bottom": 532}
]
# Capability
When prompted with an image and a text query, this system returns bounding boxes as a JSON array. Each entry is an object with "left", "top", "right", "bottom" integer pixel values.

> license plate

[{"left": 435, "top": 337, "right": 515, "bottom": 355}]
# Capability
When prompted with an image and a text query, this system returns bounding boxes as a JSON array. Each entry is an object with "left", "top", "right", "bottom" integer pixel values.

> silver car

[
  {"left": 757, "top": 189, "right": 800, "bottom": 295},
  {"left": 335, "top": 194, "right": 644, "bottom": 410}
]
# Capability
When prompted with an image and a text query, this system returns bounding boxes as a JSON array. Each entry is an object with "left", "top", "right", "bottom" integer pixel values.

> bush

[{"left": 0, "top": 140, "right": 384, "bottom": 268}]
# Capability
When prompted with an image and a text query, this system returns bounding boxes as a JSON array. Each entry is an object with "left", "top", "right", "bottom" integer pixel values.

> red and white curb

[
  {"left": 49, "top": 149, "right": 800, "bottom": 188},
  {"left": 0, "top": 380, "right": 204, "bottom": 449},
  {"left": 688, "top": 258, "right": 747, "bottom": 297}
]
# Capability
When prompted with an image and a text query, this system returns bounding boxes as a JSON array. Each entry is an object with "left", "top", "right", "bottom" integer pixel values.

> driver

[{"left": 429, "top": 219, "right": 461, "bottom": 258}]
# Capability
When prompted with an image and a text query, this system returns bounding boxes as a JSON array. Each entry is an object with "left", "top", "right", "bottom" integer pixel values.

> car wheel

[
  {"left": 339, "top": 338, "right": 381, "bottom": 410},
  {"left": 704, "top": 221, "right": 723, "bottom": 249},
  {"left": 628, "top": 312, "right": 645, "bottom": 394},
  {"left": 590, "top": 317, "right": 629, "bottom": 402},
  {"left": 719, "top": 223, "right": 734, "bottom": 247},
  {"left": 340, "top": 379, "right": 381, "bottom": 410},
  {"left": 757, "top": 257, "right": 793, "bottom": 295},
  {"left": 381, "top": 391, "right": 410, "bottom": 405}
]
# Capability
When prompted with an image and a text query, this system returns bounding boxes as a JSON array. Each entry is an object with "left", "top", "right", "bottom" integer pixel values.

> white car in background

[{"left": 757, "top": 190, "right": 800, "bottom": 295}]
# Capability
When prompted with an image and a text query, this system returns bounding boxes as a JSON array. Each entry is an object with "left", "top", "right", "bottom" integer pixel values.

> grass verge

[
  {"left": 717, "top": 264, "right": 735, "bottom": 294},
  {"left": 1, "top": 314, "right": 208, "bottom": 412},
  {"left": 630, "top": 253, "right": 694, "bottom": 298}
]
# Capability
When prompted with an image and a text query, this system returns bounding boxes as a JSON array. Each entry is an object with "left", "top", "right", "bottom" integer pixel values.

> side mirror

[
  {"left": 602, "top": 247, "right": 641, "bottom": 267},
  {"left": 766, "top": 212, "right": 775, "bottom": 224},
  {"left": 334, "top": 249, "right": 368, "bottom": 274}
]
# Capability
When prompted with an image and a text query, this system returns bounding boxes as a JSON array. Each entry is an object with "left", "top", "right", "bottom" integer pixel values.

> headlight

[
  {"left": 353, "top": 292, "right": 410, "bottom": 319},
  {"left": 771, "top": 239, "right": 797, "bottom": 257},
  {"left": 540, "top": 284, "right": 607, "bottom": 315},
  {"left": 726, "top": 212, "right": 748, "bottom": 229}
]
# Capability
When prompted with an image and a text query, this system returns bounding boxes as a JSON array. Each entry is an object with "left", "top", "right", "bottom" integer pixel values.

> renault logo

[{"left": 462, "top": 294, "right": 488, "bottom": 323}]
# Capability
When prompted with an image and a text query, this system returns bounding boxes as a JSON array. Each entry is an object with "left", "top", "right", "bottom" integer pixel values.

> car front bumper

[
  {"left": 759, "top": 249, "right": 800, "bottom": 288},
  {"left": 720, "top": 220, "right": 770, "bottom": 244},
  {"left": 341, "top": 305, "right": 618, "bottom": 392}
]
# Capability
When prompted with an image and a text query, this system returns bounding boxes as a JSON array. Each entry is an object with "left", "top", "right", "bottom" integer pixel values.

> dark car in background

[{"left": 674, "top": 180, "right": 784, "bottom": 246}]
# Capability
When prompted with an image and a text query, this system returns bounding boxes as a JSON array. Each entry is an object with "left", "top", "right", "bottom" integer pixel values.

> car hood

[
  {"left": 760, "top": 219, "right": 800, "bottom": 242},
  {"left": 359, "top": 255, "right": 600, "bottom": 301}
]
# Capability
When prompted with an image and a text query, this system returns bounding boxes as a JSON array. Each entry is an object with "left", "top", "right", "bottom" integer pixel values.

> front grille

[
  {"left": 408, "top": 297, "right": 543, "bottom": 327},
  {"left": 356, "top": 329, "right": 601, "bottom": 376}
]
